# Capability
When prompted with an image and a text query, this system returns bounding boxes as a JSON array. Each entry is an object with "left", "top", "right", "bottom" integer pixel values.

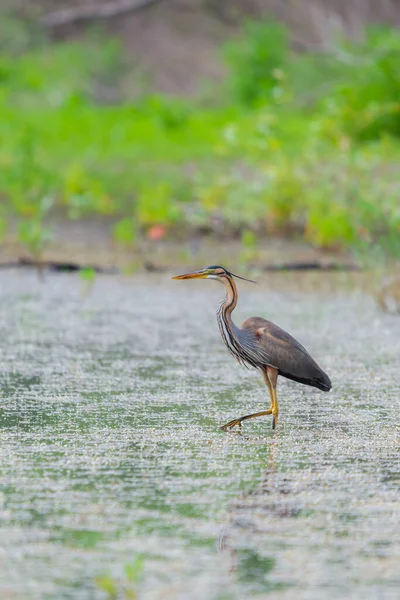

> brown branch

[
  {"left": 249, "top": 261, "right": 362, "bottom": 272},
  {"left": 41, "top": 0, "right": 164, "bottom": 29}
]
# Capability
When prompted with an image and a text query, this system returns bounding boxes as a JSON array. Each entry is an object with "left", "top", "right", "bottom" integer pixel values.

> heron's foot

[
  {"left": 220, "top": 417, "right": 243, "bottom": 432},
  {"left": 220, "top": 407, "right": 274, "bottom": 432},
  {"left": 272, "top": 411, "right": 279, "bottom": 430}
]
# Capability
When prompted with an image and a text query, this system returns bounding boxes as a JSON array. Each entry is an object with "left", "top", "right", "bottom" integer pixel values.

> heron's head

[{"left": 172, "top": 265, "right": 257, "bottom": 284}]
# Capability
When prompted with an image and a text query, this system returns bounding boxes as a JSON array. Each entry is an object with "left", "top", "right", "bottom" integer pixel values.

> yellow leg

[
  {"left": 271, "top": 389, "right": 278, "bottom": 429},
  {"left": 266, "top": 367, "right": 279, "bottom": 430},
  {"left": 220, "top": 367, "right": 278, "bottom": 432}
]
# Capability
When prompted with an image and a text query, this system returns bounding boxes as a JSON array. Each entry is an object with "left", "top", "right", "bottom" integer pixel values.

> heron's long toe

[
  {"left": 220, "top": 418, "right": 243, "bottom": 432},
  {"left": 221, "top": 407, "right": 274, "bottom": 432}
]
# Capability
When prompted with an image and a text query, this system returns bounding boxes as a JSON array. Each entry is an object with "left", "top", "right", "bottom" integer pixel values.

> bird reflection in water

[{"left": 215, "top": 437, "right": 299, "bottom": 592}]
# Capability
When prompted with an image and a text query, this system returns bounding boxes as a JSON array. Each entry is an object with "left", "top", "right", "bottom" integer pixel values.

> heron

[{"left": 172, "top": 265, "right": 331, "bottom": 431}]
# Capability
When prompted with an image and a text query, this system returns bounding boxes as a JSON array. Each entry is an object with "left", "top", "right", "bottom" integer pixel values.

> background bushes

[{"left": 0, "top": 16, "right": 399, "bottom": 260}]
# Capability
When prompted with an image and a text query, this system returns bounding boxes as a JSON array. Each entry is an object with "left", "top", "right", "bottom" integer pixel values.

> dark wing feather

[{"left": 239, "top": 317, "right": 331, "bottom": 391}]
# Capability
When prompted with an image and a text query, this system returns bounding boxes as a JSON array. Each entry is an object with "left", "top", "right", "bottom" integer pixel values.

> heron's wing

[
  {"left": 241, "top": 317, "right": 311, "bottom": 361},
  {"left": 240, "top": 317, "right": 330, "bottom": 390}
]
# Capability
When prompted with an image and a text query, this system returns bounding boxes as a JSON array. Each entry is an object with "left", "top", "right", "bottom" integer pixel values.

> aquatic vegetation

[
  {"left": 1, "top": 271, "right": 398, "bottom": 597},
  {"left": 95, "top": 556, "right": 143, "bottom": 599}
]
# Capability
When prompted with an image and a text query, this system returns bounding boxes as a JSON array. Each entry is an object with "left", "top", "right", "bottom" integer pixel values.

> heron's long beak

[{"left": 172, "top": 269, "right": 209, "bottom": 280}]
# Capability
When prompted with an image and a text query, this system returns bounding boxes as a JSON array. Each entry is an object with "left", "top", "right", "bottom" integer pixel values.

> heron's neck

[
  {"left": 217, "top": 275, "right": 257, "bottom": 369},
  {"left": 217, "top": 276, "right": 245, "bottom": 363},
  {"left": 221, "top": 275, "right": 238, "bottom": 320}
]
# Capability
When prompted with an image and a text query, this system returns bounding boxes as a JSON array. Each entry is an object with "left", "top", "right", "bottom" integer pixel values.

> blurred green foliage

[
  {"left": 223, "top": 20, "right": 289, "bottom": 107},
  {"left": 0, "top": 16, "right": 399, "bottom": 259}
]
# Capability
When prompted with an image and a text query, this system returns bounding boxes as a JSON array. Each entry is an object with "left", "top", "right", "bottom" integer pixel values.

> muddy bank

[{"left": 0, "top": 216, "right": 364, "bottom": 271}]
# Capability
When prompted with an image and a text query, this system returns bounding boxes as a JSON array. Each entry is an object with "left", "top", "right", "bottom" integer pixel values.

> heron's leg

[
  {"left": 220, "top": 370, "right": 275, "bottom": 432},
  {"left": 220, "top": 408, "right": 273, "bottom": 431},
  {"left": 266, "top": 366, "right": 279, "bottom": 429}
]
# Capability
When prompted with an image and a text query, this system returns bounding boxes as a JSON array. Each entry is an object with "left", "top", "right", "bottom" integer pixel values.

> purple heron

[{"left": 173, "top": 265, "right": 331, "bottom": 431}]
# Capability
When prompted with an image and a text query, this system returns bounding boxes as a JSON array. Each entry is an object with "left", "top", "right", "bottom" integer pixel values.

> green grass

[{"left": 0, "top": 17, "right": 399, "bottom": 262}]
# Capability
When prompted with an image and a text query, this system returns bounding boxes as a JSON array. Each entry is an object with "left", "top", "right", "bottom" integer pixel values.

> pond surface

[{"left": 0, "top": 270, "right": 399, "bottom": 599}]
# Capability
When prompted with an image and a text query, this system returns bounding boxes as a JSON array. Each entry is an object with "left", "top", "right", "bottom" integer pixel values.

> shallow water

[{"left": 0, "top": 270, "right": 399, "bottom": 599}]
